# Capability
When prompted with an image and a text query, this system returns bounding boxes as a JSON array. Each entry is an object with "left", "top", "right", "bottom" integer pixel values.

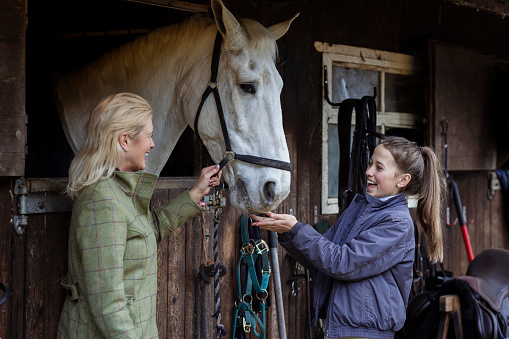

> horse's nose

[{"left": 263, "top": 181, "right": 276, "bottom": 204}]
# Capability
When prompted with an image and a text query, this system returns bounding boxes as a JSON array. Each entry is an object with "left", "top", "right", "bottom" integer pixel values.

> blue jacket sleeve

[
  {"left": 289, "top": 215, "right": 412, "bottom": 281},
  {"left": 278, "top": 215, "right": 343, "bottom": 274}
]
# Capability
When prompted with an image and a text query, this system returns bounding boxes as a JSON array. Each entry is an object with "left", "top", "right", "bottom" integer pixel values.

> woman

[{"left": 57, "top": 93, "right": 221, "bottom": 338}]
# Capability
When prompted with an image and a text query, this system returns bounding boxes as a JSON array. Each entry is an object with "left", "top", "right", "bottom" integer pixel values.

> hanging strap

[
  {"left": 338, "top": 91, "right": 379, "bottom": 211},
  {"left": 233, "top": 213, "right": 270, "bottom": 339}
]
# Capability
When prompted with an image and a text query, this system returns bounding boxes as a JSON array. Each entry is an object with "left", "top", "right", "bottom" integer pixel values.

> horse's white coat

[{"left": 56, "top": 0, "right": 298, "bottom": 212}]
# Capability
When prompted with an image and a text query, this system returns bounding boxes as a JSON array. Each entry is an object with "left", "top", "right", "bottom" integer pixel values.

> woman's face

[{"left": 121, "top": 120, "right": 155, "bottom": 172}]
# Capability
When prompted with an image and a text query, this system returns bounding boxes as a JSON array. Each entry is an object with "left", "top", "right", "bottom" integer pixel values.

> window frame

[{"left": 315, "top": 42, "right": 422, "bottom": 214}]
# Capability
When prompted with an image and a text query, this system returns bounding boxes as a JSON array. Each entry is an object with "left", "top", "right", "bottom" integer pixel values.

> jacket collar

[
  {"left": 113, "top": 171, "right": 158, "bottom": 211},
  {"left": 357, "top": 192, "right": 408, "bottom": 209}
]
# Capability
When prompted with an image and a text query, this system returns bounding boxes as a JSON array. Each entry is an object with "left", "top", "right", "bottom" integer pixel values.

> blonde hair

[
  {"left": 66, "top": 93, "right": 153, "bottom": 199},
  {"left": 381, "top": 136, "right": 445, "bottom": 263}
]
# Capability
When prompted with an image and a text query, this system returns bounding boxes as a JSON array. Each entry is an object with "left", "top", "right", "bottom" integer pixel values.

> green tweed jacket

[{"left": 57, "top": 171, "right": 203, "bottom": 339}]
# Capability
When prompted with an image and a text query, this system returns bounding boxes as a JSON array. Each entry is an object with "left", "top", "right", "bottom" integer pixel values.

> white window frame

[{"left": 315, "top": 42, "right": 422, "bottom": 214}]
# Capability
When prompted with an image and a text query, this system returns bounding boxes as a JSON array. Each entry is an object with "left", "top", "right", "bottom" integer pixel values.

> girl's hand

[
  {"left": 189, "top": 165, "right": 222, "bottom": 203},
  {"left": 248, "top": 212, "right": 297, "bottom": 234}
]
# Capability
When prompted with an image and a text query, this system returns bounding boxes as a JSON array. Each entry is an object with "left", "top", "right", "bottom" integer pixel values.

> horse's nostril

[{"left": 263, "top": 182, "right": 276, "bottom": 203}]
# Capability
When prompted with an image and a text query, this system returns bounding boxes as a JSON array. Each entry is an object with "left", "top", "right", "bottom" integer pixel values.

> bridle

[{"left": 194, "top": 31, "right": 293, "bottom": 173}]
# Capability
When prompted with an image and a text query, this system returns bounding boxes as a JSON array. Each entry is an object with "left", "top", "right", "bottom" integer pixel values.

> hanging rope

[
  {"left": 195, "top": 201, "right": 228, "bottom": 339},
  {"left": 211, "top": 185, "right": 227, "bottom": 338}
]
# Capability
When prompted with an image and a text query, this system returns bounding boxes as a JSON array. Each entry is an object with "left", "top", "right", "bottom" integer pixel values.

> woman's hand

[
  {"left": 248, "top": 212, "right": 297, "bottom": 234},
  {"left": 189, "top": 165, "right": 222, "bottom": 203}
]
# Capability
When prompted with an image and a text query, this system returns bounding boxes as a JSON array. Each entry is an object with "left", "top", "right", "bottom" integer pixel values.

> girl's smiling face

[{"left": 365, "top": 144, "right": 411, "bottom": 198}]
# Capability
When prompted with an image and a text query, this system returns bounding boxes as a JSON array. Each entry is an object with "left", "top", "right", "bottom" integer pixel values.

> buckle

[
  {"left": 223, "top": 150, "right": 236, "bottom": 161},
  {"left": 243, "top": 318, "right": 251, "bottom": 332},
  {"left": 255, "top": 240, "right": 269, "bottom": 254},
  {"left": 241, "top": 243, "right": 254, "bottom": 255}
]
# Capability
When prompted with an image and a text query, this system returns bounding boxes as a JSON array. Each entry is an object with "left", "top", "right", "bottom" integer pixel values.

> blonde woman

[{"left": 57, "top": 93, "right": 221, "bottom": 338}]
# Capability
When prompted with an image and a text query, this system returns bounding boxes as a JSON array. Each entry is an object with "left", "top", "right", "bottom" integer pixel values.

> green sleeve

[{"left": 151, "top": 190, "right": 204, "bottom": 242}]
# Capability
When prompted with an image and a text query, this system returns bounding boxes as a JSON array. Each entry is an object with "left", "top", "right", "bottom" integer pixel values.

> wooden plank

[
  {"left": 0, "top": 180, "right": 13, "bottom": 339},
  {"left": 314, "top": 41, "right": 418, "bottom": 73},
  {"left": 0, "top": 0, "right": 26, "bottom": 177},
  {"left": 43, "top": 211, "right": 70, "bottom": 338},
  {"left": 24, "top": 213, "right": 46, "bottom": 338},
  {"left": 218, "top": 198, "right": 241, "bottom": 337},
  {"left": 152, "top": 189, "right": 169, "bottom": 338},
  {"left": 431, "top": 42, "right": 496, "bottom": 171},
  {"left": 0, "top": 43, "right": 25, "bottom": 81},
  {"left": 122, "top": 0, "right": 209, "bottom": 13},
  {"left": 184, "top": 203, "right": 201, "bottom": 338},
  {"left": 166, "top": 188, "right": 187, "bottom": 338},
  {"left": 0, "top": 81, "right": 26, "bottom": 117},
  {"left": 0, "top": 116, "right": 26, "bottom": 153},
  {"left": 0, "top": 152, "right": 25, "bottom": 177},
  {"left": 0, "top": 0, "right": 27, "bottom": 46},
  {"left": 446, "top": 0, "right": 509, "bottom": 17}
]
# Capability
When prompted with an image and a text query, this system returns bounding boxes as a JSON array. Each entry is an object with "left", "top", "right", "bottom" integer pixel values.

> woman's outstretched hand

[
  {"left": 189, "top": 165, "right": 222, "bottom": 203},
  {"left": 248, "top": 212, "right": 297, "bottom": 234}
]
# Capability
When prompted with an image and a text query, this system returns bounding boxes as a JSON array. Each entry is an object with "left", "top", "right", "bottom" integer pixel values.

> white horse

[{"left": 55, "top": 0, "right": 297, "bottom": 212}]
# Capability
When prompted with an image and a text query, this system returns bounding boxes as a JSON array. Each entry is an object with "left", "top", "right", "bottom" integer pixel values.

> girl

[{"left": 250, "top": 136, "right": 444, "bottom": 339}]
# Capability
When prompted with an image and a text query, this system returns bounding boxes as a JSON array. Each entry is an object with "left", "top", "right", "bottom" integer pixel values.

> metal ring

[
  {"left": 256, "top": 289, "right": 268, "bottom": 301},
  {"left": 243, "top": 294, "right": 253, "bottom": 304}
]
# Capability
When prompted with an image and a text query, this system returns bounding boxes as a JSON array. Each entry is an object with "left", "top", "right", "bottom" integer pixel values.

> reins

[{"left": 194, "top": 31, "right": 293, "bottom": 172}]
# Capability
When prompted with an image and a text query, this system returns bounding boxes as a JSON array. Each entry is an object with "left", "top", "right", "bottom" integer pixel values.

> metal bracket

[
  {"left": 201, "top": 194, "right": 226, "bottom": 211},
  {"left": 12, "top": 178, "right": 73, "bottom": 235},
  {"left": 487, "top": 171, "right": 501, "bottom": 200}
]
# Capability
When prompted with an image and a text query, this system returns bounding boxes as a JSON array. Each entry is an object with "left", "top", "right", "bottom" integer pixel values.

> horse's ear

[
  {"left": 211, "top": 0, "right": 247, "bottom": 49},
  {"left": 267, "top": 13, "right": 299, "bottom": 41}
]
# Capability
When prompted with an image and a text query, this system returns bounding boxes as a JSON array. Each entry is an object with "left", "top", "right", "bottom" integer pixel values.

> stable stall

[{"left": 1, "top": 0, "right": 509, "bottom": 338}]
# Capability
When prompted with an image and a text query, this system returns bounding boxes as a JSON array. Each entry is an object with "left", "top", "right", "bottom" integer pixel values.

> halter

[{"left": 194, "top": 31, "right": 293, "bottom": 172}]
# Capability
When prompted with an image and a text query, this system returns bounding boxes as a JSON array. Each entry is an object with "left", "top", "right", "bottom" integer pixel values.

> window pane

[
  {"left": 328, "top": 124, "right": 339, "bottom": 199},
  {"left": 331, "top": 66, "right": 379, "bottom": 104},
  {"left": 385, "top": 73, "right": 425, "bottom": 114}
]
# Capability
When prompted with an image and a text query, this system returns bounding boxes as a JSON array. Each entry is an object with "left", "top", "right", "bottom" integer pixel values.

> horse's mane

[{"left": 55, "top": 16, "right": 278, "bottom": 110}]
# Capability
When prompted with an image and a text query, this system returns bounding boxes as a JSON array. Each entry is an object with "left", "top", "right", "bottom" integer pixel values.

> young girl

[{"left": 249, "top": 136, "right": 444, "bottom": 339}]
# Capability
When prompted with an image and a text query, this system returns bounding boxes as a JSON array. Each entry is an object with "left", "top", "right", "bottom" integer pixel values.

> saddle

[
  {"left": 396, "top": 248, "right": 509, "bottom": 339},
  {"left": 457, "top": 248, "right": 509, "bottom": 313}
]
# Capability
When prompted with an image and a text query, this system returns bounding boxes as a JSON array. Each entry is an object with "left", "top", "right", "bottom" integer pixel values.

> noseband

[{"left": 194, "top": 32, "right": 293, "bottom": 172}]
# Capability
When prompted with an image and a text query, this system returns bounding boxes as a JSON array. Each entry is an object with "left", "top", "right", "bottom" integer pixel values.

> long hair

[
  {"left": 66, "top": 93, "right": 153, "bottom": 199},
  {"left": 381, "top": 136, "right": 445, "bottom": 263}
]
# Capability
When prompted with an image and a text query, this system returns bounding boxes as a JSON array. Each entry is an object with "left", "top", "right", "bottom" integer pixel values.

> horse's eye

[{"left": 240, "top": 83, "right": 257, "bottom": 94}]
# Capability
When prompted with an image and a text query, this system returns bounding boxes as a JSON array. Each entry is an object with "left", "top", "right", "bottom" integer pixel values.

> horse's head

[{"left": 196, "top": 0, "right": 298, "bottom": 212}]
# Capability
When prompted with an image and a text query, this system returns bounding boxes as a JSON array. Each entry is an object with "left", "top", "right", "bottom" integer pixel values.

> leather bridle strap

[{"left": 194, "top": 31, "right": 292, "bottom": 172}]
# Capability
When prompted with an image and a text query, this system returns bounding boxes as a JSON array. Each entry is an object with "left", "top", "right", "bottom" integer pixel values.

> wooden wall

[
  {"left": 0, "top": 0, "right": 27, "bottom": 176},
  {"left": 0, "top": 178, "right": 314, "bottom": 338}
]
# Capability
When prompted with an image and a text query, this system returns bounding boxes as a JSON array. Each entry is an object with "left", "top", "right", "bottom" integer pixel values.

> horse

[{"left": 55, "top": 0, "right": 298, "bottom": 212}]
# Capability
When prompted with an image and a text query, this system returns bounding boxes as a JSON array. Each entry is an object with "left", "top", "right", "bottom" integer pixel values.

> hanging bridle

[{"left": 194, "top": 31, "right": 293, "bottom": 173}]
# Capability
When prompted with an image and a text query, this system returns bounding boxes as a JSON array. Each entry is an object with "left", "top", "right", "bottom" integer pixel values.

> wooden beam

[
  {"left": 446, "top": 0, "right": 509, "bottom": 17},
  {"left": 122, "top": 0, "right": 209, "bottom": 13}
]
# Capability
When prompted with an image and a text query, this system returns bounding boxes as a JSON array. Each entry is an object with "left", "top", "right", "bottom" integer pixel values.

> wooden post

[{"left": 437, "top": 294, "right": 463, "bottom": 339}]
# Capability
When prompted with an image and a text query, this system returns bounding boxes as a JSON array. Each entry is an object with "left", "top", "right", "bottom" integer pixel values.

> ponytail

[
  {"left": 416, "top": 147, "right": 444, "bottom": 263},
  {"left": 381, "top": 136, "right": 445, "bottom": 263}
]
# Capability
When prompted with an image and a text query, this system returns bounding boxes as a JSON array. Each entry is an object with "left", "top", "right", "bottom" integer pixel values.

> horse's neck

[
  {"left": 169, "top": 25, "right": 217, "bottom": 128},
  {"left": 142, "top": 24, "right": 217, "bottom": 174}
]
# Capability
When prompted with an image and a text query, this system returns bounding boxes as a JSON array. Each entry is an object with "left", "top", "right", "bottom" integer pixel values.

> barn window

[{"left": 315, "top": 42, "right": 425, "bottom": 214}]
